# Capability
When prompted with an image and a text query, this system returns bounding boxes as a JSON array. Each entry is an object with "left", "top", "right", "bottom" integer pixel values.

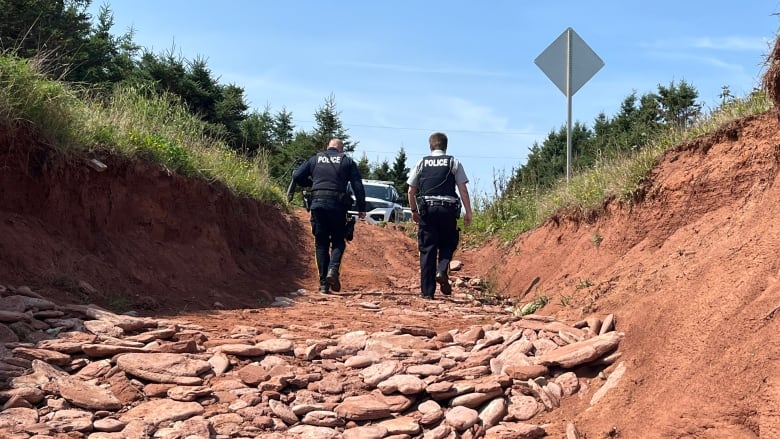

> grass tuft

[{"left": 1, "top": 54, "right": 285, "bottom": 205}]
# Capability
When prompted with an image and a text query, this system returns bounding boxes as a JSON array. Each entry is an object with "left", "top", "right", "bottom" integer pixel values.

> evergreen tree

[
  {"left": 271, "top": 130, "right": 316, "bottom": 183},
  {"left": 133, "top": 49, "right": 186, "bottom": 96},
  {"left": 239, "top": 106, "right": 274, "bottom": 156},
  {"left": 508, "top": 122, "right": 592, "bottom": 192},
  {"left": 390, "top": 147, "right": 410, "bottom": 197},
  {"left": 273, "top": 108, "right": 295, "bottom": 148},
  {"left": 356, "top": 153, "right": 371, "bottom": 178},
  {"left": 372, "top": 160, "right": 392, "bottom": 182},
  {"left": 505, "top": 81, "right": 701, "bottom": 199},
  {"left": 132, "top": 49, "right": 250, "bottom": 148},
  {"left": 0, "top": 0, "right": 137, "bottom": 86},
  {"left": 655, "top": 80, "right": 700, "bottom": 127},
  {"left": 270, "top": 95, "right": 353, "bottom": 181},
  {"left": 215, "top": 82, "right": 249, "bottom": 146},
  {"left": 312, "top": 94, "right": 354, "bottom": 152},
  {"left": 0, "top": 0, "right": 92, "bottom": 64},
  {"left": 77, "top": 5, "right": 138, "bottom": 88},
  {"left": 186, "top": 57, "right": 219, "bottom": 122}
]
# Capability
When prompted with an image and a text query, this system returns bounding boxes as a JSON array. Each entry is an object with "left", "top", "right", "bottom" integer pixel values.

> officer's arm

[
  {"left": 408, "top": 185, "right": 421, "bottom": 223},
  {"left": 292, "top": 158, "right": 313, "bottom": 187},
  {"left": 348, "top": 164, "right": 367, "bottom": 215},
  {"left": 456, "top": 182, "right": 472, "bottom": 226},
  {"left": 407, "top": 160, "right": 423, "bottom": 210},
  {"left": 408, "top": 186, "right": 418, "bottom": 211}
]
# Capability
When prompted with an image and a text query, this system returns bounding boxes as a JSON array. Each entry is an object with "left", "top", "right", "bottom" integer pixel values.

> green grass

[
  {"left": 513, "top": 294, "right": 550, "bottom": 316},
  {"left": 469, "top": 90, "right": 772, "bottom": 243},
  {"left": 0, "top": 54, "right": 285, "bottom": 205},
  {"left": 0, "top": 55, "right": 86, "bottom": 148}
]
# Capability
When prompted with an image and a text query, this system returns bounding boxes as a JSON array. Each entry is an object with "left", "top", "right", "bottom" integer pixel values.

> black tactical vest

[
  {"left": 311, "top": 151, "right": 350, "bottom": 192},
  {"left": 418, "top": 155, "right": 456, "bottom": 197}
]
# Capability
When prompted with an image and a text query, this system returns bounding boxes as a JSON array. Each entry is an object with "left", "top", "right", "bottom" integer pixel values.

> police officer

[
  {"left": 293, "top": 138, "right": 366, "bottom": 293},
  {"left": 407, "top": 132, "right": 473, "bottom": 299}
]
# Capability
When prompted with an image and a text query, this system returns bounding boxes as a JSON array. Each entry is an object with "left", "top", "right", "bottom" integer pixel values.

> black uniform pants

[
  {"left": 417, "top": 204, "right": 459, "bottom": 297},
  {"left": 310, "top": 201, "right": 348, "bottom": 287}
]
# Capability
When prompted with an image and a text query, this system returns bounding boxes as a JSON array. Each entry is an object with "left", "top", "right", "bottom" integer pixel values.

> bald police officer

[
  {"left": 407, "top": 132, "right": 473, "bottom": 299},
  {"left": 293, "top": 138, "right": 366, "bottom": 294}
]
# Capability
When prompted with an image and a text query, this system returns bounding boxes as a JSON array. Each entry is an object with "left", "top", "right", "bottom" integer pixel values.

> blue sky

[{"left": 89, "top": 1, "right": 779, "bottom": 197}]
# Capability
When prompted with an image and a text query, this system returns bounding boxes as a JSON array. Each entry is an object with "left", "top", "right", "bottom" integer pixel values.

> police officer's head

[
  {"left": 429, "top": 132, "right": 448, "bottom": 152},
  {"left": 327, "top": 138, "right": 344, "bottom": 152}
]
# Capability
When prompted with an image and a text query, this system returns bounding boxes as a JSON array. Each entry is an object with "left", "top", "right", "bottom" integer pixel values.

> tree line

[
  {"left": 507, "top": 81, "right": 702, "bottom": 195},
  {"left": 1, "top": 0, "right": 709, "bottom": 205},
  {"left": 0, "top": 0, "right": 411, "bottom": 194}
]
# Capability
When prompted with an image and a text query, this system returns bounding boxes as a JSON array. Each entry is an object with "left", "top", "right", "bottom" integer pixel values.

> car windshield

[{"left": 365, "top": 185, "right": 392, "bottom": 201}]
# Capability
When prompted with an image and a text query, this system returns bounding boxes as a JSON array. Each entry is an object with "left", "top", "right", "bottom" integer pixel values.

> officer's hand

[
  {"left": 412, "top": 212, "right": 420, "bottom": 223},
  {"left": 358, "top": 211, "right": 366, "bottom": 219},
  {"left": 464, "top": 211, "right": 472, "bottom": 226}
]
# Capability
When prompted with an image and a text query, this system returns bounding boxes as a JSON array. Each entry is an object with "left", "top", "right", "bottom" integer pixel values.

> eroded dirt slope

[
  {"left": 468, "top": 113, "right": 780, "bottom": 437},
  {"left": 0, "top": 133, "right": 314, "bottom": 312},
  {"left": 1, "top": 113, "right": 780, "bottom": 437}
]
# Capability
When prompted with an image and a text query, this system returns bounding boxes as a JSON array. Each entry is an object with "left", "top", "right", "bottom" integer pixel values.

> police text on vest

[
  {"left": 318, "top": 156, "right": 341, "bottom": 164},
  {"left": 424, "top": 158, "right": 449, "bottom": 167}
]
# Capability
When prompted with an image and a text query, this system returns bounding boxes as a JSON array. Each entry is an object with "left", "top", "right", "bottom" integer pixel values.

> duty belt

[
  {"left": 426, "top": 200, "right": 459, "bottom": 207},
  {"left": 423, "top": 197, "right": 459, "bottom": 207},
  {"left": 310, "top": 189, "right": 346, "bottom": 198}
]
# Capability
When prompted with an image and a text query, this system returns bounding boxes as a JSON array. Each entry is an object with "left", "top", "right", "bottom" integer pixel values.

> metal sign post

[{"left": 535, "top": 27, "right": 604, "bottom": 182}]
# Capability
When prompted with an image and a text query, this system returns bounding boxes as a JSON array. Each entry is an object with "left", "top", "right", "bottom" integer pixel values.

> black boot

[
  {"left": 326, "top": 268, "right": 341, "bottom": 292},
  {"left": 436, "top": 271, "right": 452, "bottom": 296}
]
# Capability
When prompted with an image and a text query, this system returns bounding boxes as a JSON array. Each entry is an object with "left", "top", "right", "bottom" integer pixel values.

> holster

[
  {"left": 341, "top": 192, "right": 353, "bottom": 209},
  {"left": 345, "top": 215, "right": 356, "bottom": 241},
  {"left": 415, "top": 195, "right": 428, "bottom": 216},
  {"left": 302, "top": 189, "right": 312, "bottom": 212}
]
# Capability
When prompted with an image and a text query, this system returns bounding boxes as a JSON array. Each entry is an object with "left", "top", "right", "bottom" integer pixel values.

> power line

[
  {"left": 296, "top": 120, "right": 543, "bottom": 136},
  {"left": 355, "top": 149, "right": 527, "bottom": 160}
]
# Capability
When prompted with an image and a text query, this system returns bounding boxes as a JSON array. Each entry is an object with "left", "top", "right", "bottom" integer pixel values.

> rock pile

[{"left": 0, "top": 282, "right": 623, "bottom": 439}]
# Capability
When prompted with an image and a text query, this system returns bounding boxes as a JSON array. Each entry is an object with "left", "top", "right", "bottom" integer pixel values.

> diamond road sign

[{"left": 535, "top": 27, "right": 604, "bottom": 96}]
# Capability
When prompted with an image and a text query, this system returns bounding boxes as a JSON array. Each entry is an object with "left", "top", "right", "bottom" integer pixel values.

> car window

[{"left": 365, "top": 184, "right": 392, "bottom": 201}]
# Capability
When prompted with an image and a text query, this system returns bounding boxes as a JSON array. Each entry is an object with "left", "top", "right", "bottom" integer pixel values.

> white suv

[{"left": 349, "top": 180, "right": 404, "bottom": 223}]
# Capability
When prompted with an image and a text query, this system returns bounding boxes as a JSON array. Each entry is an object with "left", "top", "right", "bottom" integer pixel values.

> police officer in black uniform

[
  {"left": 407, "top": 132, "right": 473, "bottom": 299},
  {"left": 293, "top": 138, "right": 366, "bottom": 293}
]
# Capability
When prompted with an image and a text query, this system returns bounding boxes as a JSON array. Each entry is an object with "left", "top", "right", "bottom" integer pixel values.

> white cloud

[
  {"left": 646, "top": 50, "right": 748, "bottom": 72},
  {"left": 688, "top": 36, "right": 770, "bottom": 51},
  {"left": 643, "top": 36, "right": 769, "bottom": 52}
]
